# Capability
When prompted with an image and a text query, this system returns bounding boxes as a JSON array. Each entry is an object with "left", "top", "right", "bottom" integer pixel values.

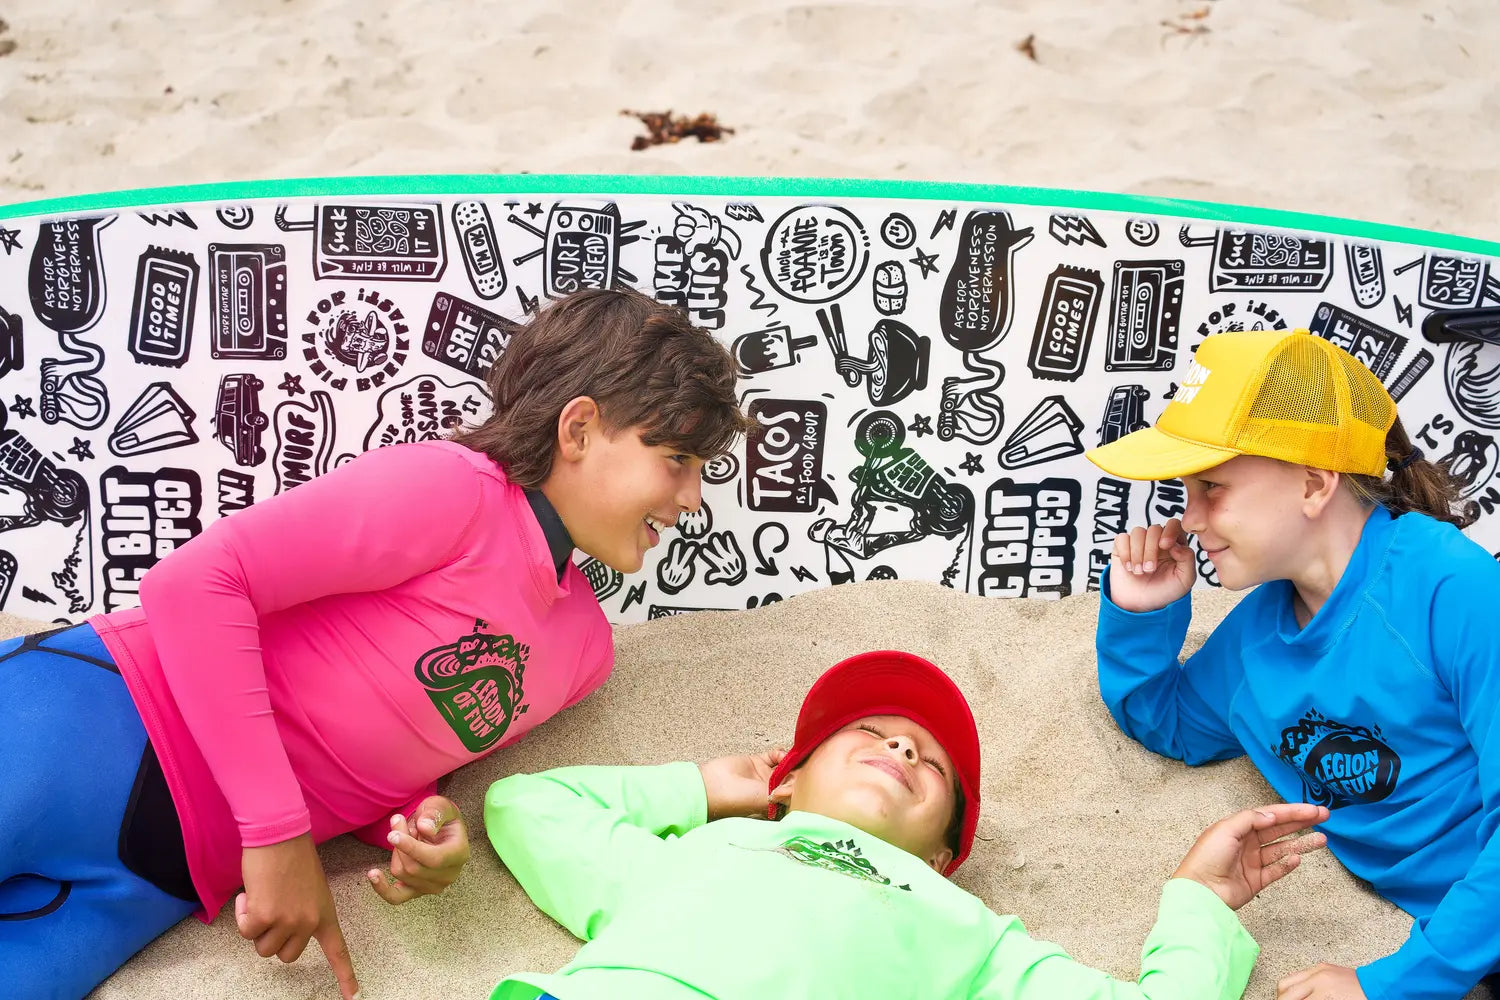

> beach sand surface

[{"left": 0, "top": 1, "right": 1496, "bottom": 997}]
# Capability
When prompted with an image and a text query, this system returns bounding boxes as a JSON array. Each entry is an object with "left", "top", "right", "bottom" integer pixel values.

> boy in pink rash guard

[{"left": 0, "top": 288, "right": 749, "bottom": 1000}]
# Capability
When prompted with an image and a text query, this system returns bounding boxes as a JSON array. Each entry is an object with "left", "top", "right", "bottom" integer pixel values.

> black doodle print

[
  {"left": 811, "top": 410, "right": 974, "bottom": 589},
  {"left": 1049, "top": 214, "right": 1105, "bottom": 248},
  {"left": 1345, "top": 243, "right": 1386, "bottom": 309},
  {"left": 423, "top": 292, "right": 517, "bottom": 379},
  {"left": 578, "top": 556, "right": 625, "bottom": 603},
  {"left": 761, "top": 205, "right": 871, "bottom": 304},
  {"left": 138, "top": 210, "right": 196, "bottom": 229},
  {"left": 212, "top": 373, "right": 269, "bottom": 467},
  {"left": 277, "top": 203, "right": 447, "bottom": 281},
  {"left": 0, "top": 191, "right": 1495, "bottom": 619},
  {"left": 361, "top": 374, "right": 486, "bottom": 450},
  {"left": 733, "top": 323, "right": 817, "bottom": 376},
  {"left": 110, "top": 382, "right": 198, "bottom": 457},
  {"left": 1028, "top": 266, "right": 1104, "bottom": 381},
  {"left": 452, "top": 200, "right": 506, "bottom": 300},
  {"left": 100, "top": 466, "right": 202, "bottom": 613},
  {"left": 1438, "top": 430, "right": 1498, "bottom": 499},
  {"left": 653, "top": 203, "right": 741, "bottom": 329},
  {"left": 509, "top": 202, "right": 646, "bottom": 298},
  {"left": 1192, "top": 298, "right": 1289, "bottom": 348},
  {"left": 937, "top": 351, "right": 1005, "bottom": 446},
  {"left": 216, "top": 206, "right": 254, "bottom": 231},
  {"left": 701, "top": 451, "right": 740, "bottom": 487},
  {"left": 1107, "top": 261, "right": 1182, "bottom": 371},
  {"left": 1097, "top": 384, "right": 1151, "bottom": 446},
  {"left": 301, "top": 287, "right": 411, "bottom": 392},
  {"left": 216, "top": 469, "right": 255, "bottom": 516},
  {"left": 0, "top": 302, "right": 22, "bottom": 379},
  {"left": 1180, "top": 227, "right": 1334, "bottom": 292},
  {"left": 745, "top": 398, "right": 835, "bottom": 513},
  {"left": 1086, "top": 477, "right": 1132, "bottom": 593},
  {"left": 210, "top": 243, "right": 288, "bottom": 360},
  {"left": 1124, "top": 219, "right": 1159, "bottom": 247},
  {"left": 1443, "top": 341, "right": 1500, "bottom": 430},
  {"left": 975, "top": 477, "right": 1081, "bottom": 598},
  {"left": 999, "top": 396, "right": 1084, "bottom": 470},
  {"left": 127, "top": 246, "right": 199, "bottom": 367},
  {"left": 872, "top": 261, "right": 908, "bottom": 316},
  {"left": 880, "top": 213, "right": 916, "bottom": 250},
  {"left": 29, "top": 217, "right": 112, "bottom": 335},
  {"left": 272, "top": 390, "right": 338, "bottom": 493},
  {"left": 1388, "top": 348, "right": 1434, "bottom": 402},
  {"left": 752, "top": 522, "right": 789, "bottom": 576},
  {"left": 0, "top": 549, "right": 16, "bottom": 608},
  {"left": 724, "top": 203, "right": 763, "bottom": 223},
  {"left": 940, "top": 210, "right": 1035, "bottom": 353},
  {"left": 818, "top": 305, "right": 929, "bottom": 407},
  {"left": 1416, "top": 254, "right": 1500, "bottom": 311}
]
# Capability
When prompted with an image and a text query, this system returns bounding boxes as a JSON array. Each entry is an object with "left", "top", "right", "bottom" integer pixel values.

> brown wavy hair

[
  {"left": 451, "top": 288, "right": 750, "bottom": 488},
  {"left": 1344, "top": 417, "right": 1476, "bottom": 529}
]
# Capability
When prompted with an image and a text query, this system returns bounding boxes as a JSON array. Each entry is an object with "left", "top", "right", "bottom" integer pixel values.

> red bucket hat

[{"left": 766, "top": 650, "right": 981, "bottom": 875}]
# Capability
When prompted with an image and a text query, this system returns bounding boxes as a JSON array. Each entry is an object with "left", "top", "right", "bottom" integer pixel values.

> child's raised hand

[
  {"left": 367, "top": 795, "right": 471, "bottom": 905},
  {"left": 1108, "top": 518, "right": 1198, "bottom": 612},
  {"left": 700, "top": 748, "right": 788, "bottom": 820},
  {"left": 1171, "top": 802, "right": 1330, "bottom": 911},
  {"left": 236, "top": 834, "right": 360, "bottom": 999}
]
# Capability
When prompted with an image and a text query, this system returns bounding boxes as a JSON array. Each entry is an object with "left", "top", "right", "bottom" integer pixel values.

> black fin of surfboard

[{"left": 1422, "top": 307, "right": 1500, "bottom": 346}]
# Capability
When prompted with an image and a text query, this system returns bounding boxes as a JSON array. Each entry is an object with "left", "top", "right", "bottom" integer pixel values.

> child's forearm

[{"left": 483, "top": 763, "right": 707, "bottom": 941}]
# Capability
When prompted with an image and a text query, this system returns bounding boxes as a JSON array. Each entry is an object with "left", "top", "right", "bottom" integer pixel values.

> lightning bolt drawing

[
  {"left": 724, "top": 203, "right": 764, "bottom": 222},
  {"left": 1394, "top": 296, "right": 1414, "bottom": 327},
  {"left": 516, "top": 287, "right": 540, "bottom": 316},
  {"left": 1048, "top": 214, "right": 1106, "bottom": 248},
  {"left": 137, "top": 209, "right": 197, "bottom": 229},
  {"left": 790, "top": 565, "right": 817, "bottom": 583},
  {"left": 740, "top": 263, "right": 779, "bottom": 318},
  {"left": 930, "top": 210, "right": 957, "bottom": 239},
  {"left": 621, "top": 582, "right": 646, "bottom": 612}
]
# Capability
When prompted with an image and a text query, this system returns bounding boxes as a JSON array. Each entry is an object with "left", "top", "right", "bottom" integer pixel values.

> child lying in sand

[{"left": 483, "top": 649, "right": 1329, "bottom": 1000}]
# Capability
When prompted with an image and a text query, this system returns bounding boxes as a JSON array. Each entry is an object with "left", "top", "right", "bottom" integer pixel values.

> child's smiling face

[
  {"left": 773, "top": 714, "right": 959, "bottom": 874},
  {"left": 1180, "top": 455, "right": 1325, "bottom": 591},
  {"left": 542, "top": 397, "right": 708, "bottom": 574}
]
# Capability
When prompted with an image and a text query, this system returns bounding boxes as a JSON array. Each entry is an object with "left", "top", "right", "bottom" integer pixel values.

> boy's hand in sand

[
  {"left": 367, "top": 794, "right": 470, "bottom": 904},
  {"left": 700, "top": 748, "right": 787, "bottom": 820},
  {"left": 1108, "top": 518, "right": 1198, "bottom": 613},
  {"left": 1277, "top": 963, "right": 1366, "bottom": 1000},
  {"left": 236, "top": 834, "right": 359, "bottom": 999},
  {"left": 1172, "top": 802, "right": 1330, "bottom": 910}
]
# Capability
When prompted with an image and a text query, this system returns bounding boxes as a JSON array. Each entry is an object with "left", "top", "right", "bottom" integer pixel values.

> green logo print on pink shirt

[{"left": 415, "top": 619, "right": 530, "bottom": 753}]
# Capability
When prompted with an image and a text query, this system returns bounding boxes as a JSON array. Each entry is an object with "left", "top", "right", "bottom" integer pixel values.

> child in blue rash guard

[{"left": 1088, "top": 328, "right": 1500, "bottom": 1000}]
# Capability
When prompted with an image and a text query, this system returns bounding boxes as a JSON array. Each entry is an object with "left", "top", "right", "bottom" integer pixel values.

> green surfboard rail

[{"left": 2, "top": 173, "right": 1497, "bottom": 257}]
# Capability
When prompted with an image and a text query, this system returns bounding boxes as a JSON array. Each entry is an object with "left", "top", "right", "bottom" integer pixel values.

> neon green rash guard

[{"left": 484, "top": 762, "right": 1260, "bottom": 1000}]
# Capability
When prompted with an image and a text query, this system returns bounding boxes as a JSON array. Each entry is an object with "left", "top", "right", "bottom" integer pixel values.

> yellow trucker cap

[{"left": 1085, "top": 328, "right": 1396, "bottom": 481}]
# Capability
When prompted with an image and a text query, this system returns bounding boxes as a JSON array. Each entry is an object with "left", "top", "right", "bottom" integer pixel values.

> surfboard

[{"left": 0, "top": 174, "right": 1496, "bottom": 624}]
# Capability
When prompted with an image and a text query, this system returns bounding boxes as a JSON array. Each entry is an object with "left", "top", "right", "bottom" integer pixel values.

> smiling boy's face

[{"left": 773, "top": 714, "right": 959, "bottom": 873}]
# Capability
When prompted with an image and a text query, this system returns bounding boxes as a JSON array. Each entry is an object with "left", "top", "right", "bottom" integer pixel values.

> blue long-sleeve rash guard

[{"left": 1097, "top": 505, "right": 1500, "bottom": 1000}]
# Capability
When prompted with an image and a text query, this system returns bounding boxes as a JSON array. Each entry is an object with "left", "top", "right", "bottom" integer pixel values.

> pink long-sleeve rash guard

[{"left": 90, "top": 440, "right": 613, "bottom": 921}]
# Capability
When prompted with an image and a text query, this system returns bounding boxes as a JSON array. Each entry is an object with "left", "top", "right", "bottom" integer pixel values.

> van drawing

[{"left": 214, "top": 373, "right": 268, "bottom": 466}]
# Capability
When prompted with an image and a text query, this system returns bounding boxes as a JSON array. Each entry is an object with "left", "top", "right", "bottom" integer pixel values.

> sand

[
  {"left": 0, "top": 584, "right": 1433, "bottom": 998},
  {"left": 1, "top": 0, "right": 1497, "bottom": 997}
]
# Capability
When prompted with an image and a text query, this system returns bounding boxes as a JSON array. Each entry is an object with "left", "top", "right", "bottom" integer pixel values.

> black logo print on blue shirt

[{"left": 1272, "top": 709, "right": 1401, "bottom": 809}]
